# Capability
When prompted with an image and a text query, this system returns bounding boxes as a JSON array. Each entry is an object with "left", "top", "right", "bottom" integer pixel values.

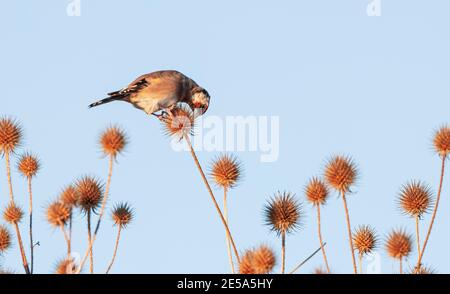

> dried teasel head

[
  {"left": 398, "top": 181, "right": 433, "bottom": 218},
  {"left": 75, "top": 176, "right": 104, "bottom": 213},
  {"left": 59, "top": 185, "right": 79, "bottom": 208},
  {"left": 324, "top": 155, "right": 358, "bottom": 193},
  {"left": 112, "top": 202, "right": 134, "bottom": 228},
  {"left": 3, "top": 203, "right": 23, "bottom": 224},
  {"left": 353, "top": 225, "right": 378, "bottom": 256},
  {"left": 161, "top": 104, "right": 195, "bottom": 139},
  {"left": 55, "top": 257, "right": 78, "bottom": 274},
  {"left": 385, "top": 229, "right": 412, "bottom": 260},
  {"left": 264, "top": 191, "right": 301, "bottom": 235},
  {"left": 46, "top": 201, "right": 71, "bottom": 227},
  {"left": 305, "top": 177, "right": 329, "bottom": 206},
  {"left": 412, "top": 264, "right": 435, "bottom": 275},
  {"left": 17, "top": 152, "right": 40, "bottom": 178},
  {"left": 0, "top": 117, "right": 22, "bottom": 154},
  {"left": 0, "top": 225, "right": 11, "bottom": 253},
  {"left": 210, "top": 154, "right": 242, "bottom": 189},
  {"left": 238, "top": 246, "right": 276, "bottom": 274},
  {"left": 433, "top": 125, "right": 450, "bottom": 157},
  {"left": 99, "top": 126, "right": 128, "bottom": 158}
]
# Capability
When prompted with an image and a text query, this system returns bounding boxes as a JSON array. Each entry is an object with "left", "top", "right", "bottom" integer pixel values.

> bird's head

[{"left": 190, "top": 87, "right": 210, "bottom": 116}]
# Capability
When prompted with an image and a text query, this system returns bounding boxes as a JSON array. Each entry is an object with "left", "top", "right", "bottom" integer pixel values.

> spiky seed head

[
  {"left": 385, "top": 229, "right": 412, "bottom": 260},
  {"left": 17, "top": 152, "right": 40, "bottom": 178},
  {"left": 162, "top": 105, "right": 195, "bottom": 138},
  {"left": 100, "top": 126, "right": 127, "bottom": 158},
  {"left": 324, "top": 155, "right": 358, "bottom": 193},
  {"left": 3, "top": 203, "right": 23, "bottom": 224},
  {"left": 251, "top": 245, "right": 276, "bottom": 274},
  {"left": 305, "top": 178, "right": 329, "bottom": 206},
  {"left": 46, "top": 201, "right": 71, "bottom": 227},
  {"left": 112, "top": 202, "right": 134, "bottom": 228},
  {"left": 75, "top": 176, "right": 104, "bottom": 213},
  {"left": 353, "top": 225, "right": 378, "bottom": 256},
  {"left": 55, "top": 258, "right": 77, "bottom": 274},
  {"left": 239, "top": 250, "right": 256, "bottom": 274},
  {"left": 412, "top": 264, "right": 435, "bottom": 275},
  {"left": 398, "top": 181, "right": 433, "bottom": 218},
  {"left": 313, "top": 267, "right": 327, "bottom": 274},
  {"left": 210, "top": 154, "right": 242, "bottom": 189},
  {"left": 0, "top": 225, "right": 11, "bottom": 253},
  {"left": 264, "top": 191, "right": 301, "bottom": 235},
  {"left": 59, "top": 185, "right": 79, "bottom": 208},
  {"left": 433, "top": 126, "right": 450, "bottom": 157},
  {"left": 0, "top": 117, "right": 22, "bottom": 154}
]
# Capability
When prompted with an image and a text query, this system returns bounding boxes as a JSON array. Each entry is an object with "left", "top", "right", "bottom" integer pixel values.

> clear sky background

[{"left": 1, "top": 1, "right": 449, "bottom": 274}]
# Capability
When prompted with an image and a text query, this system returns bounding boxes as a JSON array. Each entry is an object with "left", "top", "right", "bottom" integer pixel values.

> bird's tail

[{"left": 88, "top": 95, "right": 125, "bottom": 108}]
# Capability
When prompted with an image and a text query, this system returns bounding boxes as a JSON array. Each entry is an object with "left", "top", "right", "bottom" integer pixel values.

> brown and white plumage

[{"left": 89, "top": 70, "right": 210, "bottom": 116}]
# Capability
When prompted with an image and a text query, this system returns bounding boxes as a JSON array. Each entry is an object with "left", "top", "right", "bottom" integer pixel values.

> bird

[{"left": 88, "top": 70, "right": 210, "bottom": 118}]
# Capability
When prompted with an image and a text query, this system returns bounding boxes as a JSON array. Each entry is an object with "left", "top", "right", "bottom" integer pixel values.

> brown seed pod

[
  {"left": 305, "top": 177, "right": 329, "bottom": 206},
  {"left": 112, "top": 202, "right": 134, "bottom": 228},
  {"left": 398, "top": 181, "right": 433, "bottom": 218},
  {"left": 55, "top": 258, "right": 77, "bottom": 274},
  {"left": 210, "top": 154, "right": 242, "bottom": 189},
  {"left": 46, "top": 201, "right": 71, "bottom": 227},
  {"left": 3, "top": 203, "right": 24, "bottom": 224},
  {"left": 264, "top": 191, "right": 301, "bottom": 235},
  {"left": 161, "top": 105, "right": 195, "bottom": 138},
  {"left": 385, "top": 229, "right": 413, "bottom": 260},
  {"left": 251, "top": 245, "right": 276, "bottom": 274},
  {"left": 100, "top": 126, "right": 128, "bottom": 158},
  {"left": 239, "top": 250, "right": 256, "bottom": 274},
  {"left": 353, "top": 225, "right": 378, "bottom": 256},
  {"left": 17, "top": 152, "right": 40, "bottom": 178},
  {"left": 59, "top": 185, "right": 79, "bottom": 208},
  {"left": 433, "top": 125, "right": 450, "bottom": 157},
  {"left": 0, "top": 225, "right": 11, "bottom": 253},
  {"left": 324, "top": 155, "right": 358, "bottom": 193},
  {"left": 412, "top": 264, "right": 435, "bottom": 274},
  {"left": 0, "top": 117, "right": 22, "bottom": 153},
  {"left": 75, "top": 176, "right": 104, "bottom": 213}
]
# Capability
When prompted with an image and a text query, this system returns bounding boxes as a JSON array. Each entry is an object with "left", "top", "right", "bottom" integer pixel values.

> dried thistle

[
  {"left": 60, "top": 185, "right": 79, "bottom": 208},
  {"left": 433, "top": 125, "right": 450, "bottom": 157},
  {"left": 412, "top": 264, "right": 435, "bottom": 275},
  {"left": 239, "top": 250, "right": 256, "bottom": 274},
  {"left": 3, "top": 203, "right": 24, "bottom": 224},
  {"left": 75, "top": 176, "right": 104, "bottom": 213},
  {"left": 55, "top": 257, "right": 77, "bottom": 274},
  {"left": 111, "top": 202, "right": 134, "bottom": 228},
  {"left": 385, "top": 229, "right": 412, "bottom": 260},
  {"left": 99, "top": 126, "right": 127, "bottom": 158},
  {"left": 251, "top": 245, "right": 276, "bottom": 274},
  {"left": 353, "top": 225, "right": 378, "bottom": 256},
  {"left": 324, "top": 155, "right": 358, "bottom": 192},
  {"left": 0, "top": 225, "right": 11, "bottom": 253},
  {"left": 398, "top": 181, "right": 433, "bottom": 218},
  {"left": 305, "top": 178, "right": 329, "bottom": 206},
  {"left": 17, "top": 152, "right": 40, "bottom": 178},
  {"left": 161, "top": 105, "right": 195, "bottom": 138},
  {"left": 264, "top": 191, "right": 301, "bottom": 235},
  {"left": 0, "top": 117, "right": 22, "bottom": 154},
  {"left": 210, "top": 154, "right": 242, "bottom": 189},
  {"left": 46, "top": 201, "right": 71, "bottom": 227}
]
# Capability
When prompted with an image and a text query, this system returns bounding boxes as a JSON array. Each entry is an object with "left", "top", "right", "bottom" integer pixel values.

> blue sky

[{"left": 1, "top": 0, "right": 450, "bottom": 274}]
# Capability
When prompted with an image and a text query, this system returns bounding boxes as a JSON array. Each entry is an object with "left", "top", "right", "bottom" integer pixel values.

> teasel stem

[
  {"left": 289, "top": 243, "right": 325, "bottom": 274},
  {"left": 87, "top": 210, "right": 93, "bottom": 274},
  {"left": 68, "top": 213, "right": 72, "bottom": 254},
  {"left": 341, "top": 191, "right": 357, "bottom": 274},
  {"left": 316, "top": 205, "right": 330, "bottom": 273},
  {"left": 5, "top": 152, "right": 14, "bottom": 202},
  {"left": 183, "top": 134, "right": 241, "bottom": 263},
  {"left": 281, "top": 231, "right": 286, "bottom": 274},
  {"left": 27, "top": 177, "right": 34, "bottom": 274},
  {"left": 223, "top": 187, "right": 235, "bottom": 273},
  {"left": 14, "top": 222, "right": 30, "bottom": 274},
  {"left": 60, "top": 224, "right": 70, "bottom": 257},
  {"left": 415, "top": 215, "right": 420, "bottom": 260},
  {"left": 76, "top": 156, "right": 114, "bottom": 274},
  {"left": 106, "top": 225, "right": 122, "bottom": 274},
  {"left": 416, "top": 156, "right": 446, "bottom": 270},
  {"left": 399, "top": 258, "right": 403, "bottom": 274},
  {"left": 358, "top": 253, "right": 363, "bottom": 274}
]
